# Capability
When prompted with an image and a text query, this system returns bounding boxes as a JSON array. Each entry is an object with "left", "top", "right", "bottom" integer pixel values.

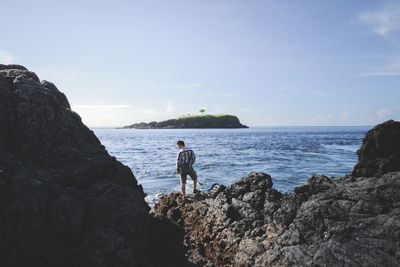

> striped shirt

[{"left": 177, "top": 147, "right": 196, "bottom": 171}]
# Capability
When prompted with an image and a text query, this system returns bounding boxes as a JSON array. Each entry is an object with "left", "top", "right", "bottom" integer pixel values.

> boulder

[
  {"left": 353, "top": 120, "right": 400, "bottom": 177},
  {"left": 0, "top": 64, "right": 173, "bottom": 266}
]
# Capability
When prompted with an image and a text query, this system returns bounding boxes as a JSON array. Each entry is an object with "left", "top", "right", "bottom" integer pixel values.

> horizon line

[{"left": 89, "top": 124, "right": 374, "bottom": 129}]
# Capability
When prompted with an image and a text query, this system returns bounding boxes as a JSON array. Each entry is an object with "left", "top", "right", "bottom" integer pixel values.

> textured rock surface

[
  {"left": 121, "top": 115, "right": 248, "bottom": 129},
  {"left": 0, "top": 64, "right": 187, "bottom": 266},
  {"left": 154, "top": 121, "right": 400, "bottom": 266},
  {"left": 353, "top": 120, "right": 400, "bottom": 177},
  {"left": 155, "top": 172, "right": 400, "bottom": 266}
]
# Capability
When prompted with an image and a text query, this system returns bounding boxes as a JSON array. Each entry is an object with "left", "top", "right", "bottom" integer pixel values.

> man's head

[{"left": 177, "top": 140, "right": 185, "bottom": 149}]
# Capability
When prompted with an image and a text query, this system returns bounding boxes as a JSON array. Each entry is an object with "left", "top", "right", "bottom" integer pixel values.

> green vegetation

[
  {"left": 199, "top": 109, "right": 205, "bottom": 115},
  {"left": 177, "top": 114, "right": 235, "bottom": 120},
  {"left": 122, "top": 113, "right": 248, "bottom": 128}
]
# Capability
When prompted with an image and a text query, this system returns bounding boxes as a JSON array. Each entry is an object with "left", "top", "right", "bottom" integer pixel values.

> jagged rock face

[
  {"left": 154, "top": 173, "right": 400, "bottom": 266},
  {"left": 353, "top": 120, "right": 400, "bottom": 177},
  {"left": 0, "top": 65, "right": 152, "bottom": 266}
]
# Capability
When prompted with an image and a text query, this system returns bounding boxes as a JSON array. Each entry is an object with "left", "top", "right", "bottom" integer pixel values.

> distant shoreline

[
  {"left": 119, "top": 114, "right": 248, "bottom": 129},
  {"left": 89, "top": 125, "right": 372, "bottom": 129}
]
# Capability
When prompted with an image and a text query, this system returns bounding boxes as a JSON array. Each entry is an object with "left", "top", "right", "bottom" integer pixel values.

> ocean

[{"left": 92, "top": 126, "right": 369, "bottom": 206}]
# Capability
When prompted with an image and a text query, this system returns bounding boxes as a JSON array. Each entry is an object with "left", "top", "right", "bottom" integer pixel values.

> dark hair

[{"left": 177, "top": 140, "right": 185, "bottom": 146}]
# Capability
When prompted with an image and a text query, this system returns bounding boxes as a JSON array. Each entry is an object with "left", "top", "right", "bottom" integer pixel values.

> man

[{"left": 176, "top": 140, "right": 197, "bottom": 198}]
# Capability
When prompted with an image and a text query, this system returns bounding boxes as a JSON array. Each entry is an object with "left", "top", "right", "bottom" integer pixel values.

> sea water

[{"left": 92, "top": 126, "right": 369, "bottom": 206}]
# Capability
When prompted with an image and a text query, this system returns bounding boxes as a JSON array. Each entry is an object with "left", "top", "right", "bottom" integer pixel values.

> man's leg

[
  {"left": 181, "top": 183, "right": 186, "bottom": 197},
  {"left": 190, "top": 169, "right": 198, "bottom": 193},
  {"left": 180, "top": 173, "right": 187, "bottom": 197}
]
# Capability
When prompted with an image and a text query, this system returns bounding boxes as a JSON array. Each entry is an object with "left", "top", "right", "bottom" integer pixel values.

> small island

[{"left": 120, "top": 114, "right": 248, "bottom": 129}]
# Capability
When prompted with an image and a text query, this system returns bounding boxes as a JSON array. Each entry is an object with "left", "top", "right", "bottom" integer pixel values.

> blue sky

[{"left": 1, "top": 0, "right": 399, "bottom": 127}]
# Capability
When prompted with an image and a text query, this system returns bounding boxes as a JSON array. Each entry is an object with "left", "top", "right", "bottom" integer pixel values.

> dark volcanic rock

[
  {"left": 120, "top": 115, "right": 248, "bottom": 129},
  {"left": 353, "top": 120, "right": 400, "bottom": 177},
  {"left": 153, "top": 121, "right": 400, "bottom": 266},
  {"left": 0, "top": 64, "right": 186, "bottom": 267},
  {"left": 154, "top": 172, "right": 400, "bottom": 266}
]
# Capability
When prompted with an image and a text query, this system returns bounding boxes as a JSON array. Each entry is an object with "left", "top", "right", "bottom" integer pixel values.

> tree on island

[{"left": 199, "top": 109, "right": 205, "bottom": 115}]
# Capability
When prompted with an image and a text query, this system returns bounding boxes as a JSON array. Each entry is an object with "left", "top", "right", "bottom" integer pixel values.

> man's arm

[
  {"left": 176, "top": 152, "right": 181, "bottom": 173},
  {"left": 192, "top": 151, "right": 196, "bottom": 165}
]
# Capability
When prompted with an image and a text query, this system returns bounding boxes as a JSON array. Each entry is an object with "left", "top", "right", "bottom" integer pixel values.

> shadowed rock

[
  {"left": 0, "top": 64, "right": 187, "bottom": 267},
  {"left": 352, "top": 120, "right": 400, "bottom": 177}
]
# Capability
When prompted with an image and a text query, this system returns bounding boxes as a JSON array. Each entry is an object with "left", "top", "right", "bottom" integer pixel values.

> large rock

[
  {"left": 0, "top": 64, "right": 173, "bottom": 266},
  {"left": 153, "top": 122, "right": 400, "bottom": 266},
  {"left": 353, "top": 120, "right": 400, "bottom": 177}
]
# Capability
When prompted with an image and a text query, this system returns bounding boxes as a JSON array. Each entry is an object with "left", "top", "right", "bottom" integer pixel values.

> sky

[{"left": 0, "top": 0, "right": 399, "bottom": 127}]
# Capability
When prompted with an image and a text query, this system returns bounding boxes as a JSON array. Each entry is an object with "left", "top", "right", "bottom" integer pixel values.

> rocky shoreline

[
  {"left": 1, "top": 64, "right": 399, "bottom": 266},
  {"left": 152, "top": 120, "right": 400, "bottom": 266}
]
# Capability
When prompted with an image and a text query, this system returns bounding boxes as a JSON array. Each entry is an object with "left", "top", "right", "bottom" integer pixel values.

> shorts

[{"left": 179, "top": 168, "right": 197, "bottom": 185}]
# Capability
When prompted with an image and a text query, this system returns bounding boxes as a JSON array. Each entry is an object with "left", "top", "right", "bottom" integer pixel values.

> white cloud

[
  {"left": 222, "top": 93, "right": 240, "bottom": 97},
  {"left": 358, "top": 2, "right": 400, "bottom": 37},
  {"left": 0, "top": 50, "right": 14, "bottom": 64},
  {"left": 357, "top": 71, "right": 400, "bottom": 76},
  {"left": 356, "top": 54, "right": 400, "bottom": 77},
  {"left": 340, "top": 112, "right": 349, "bottom": 118},
  {"left": 376, "top": 108, "right": 391, "bottom": 120},
  {"left": 165, "top": 101, "right": 176, "bottom": 114},
  {"left": 367, "top": 108, "right": 398, "bottom": 124},
  {"left": 72, "top": 104, "right": 131, "bottom": 109},
  {"left": 71, "top": 104, "right": 165, "bottom": 127}
]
